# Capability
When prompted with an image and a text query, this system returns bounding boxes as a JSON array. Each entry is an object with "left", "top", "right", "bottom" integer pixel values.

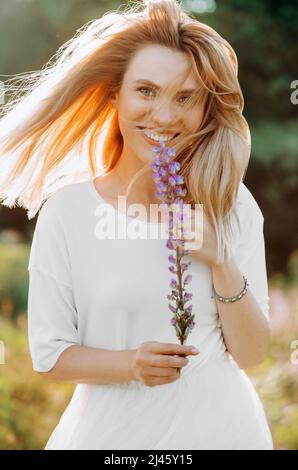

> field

[{"left": 1, "top": 286, "right": 297, "bottom": 450}]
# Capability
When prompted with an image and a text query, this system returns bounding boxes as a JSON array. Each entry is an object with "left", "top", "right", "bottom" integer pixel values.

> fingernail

[{"left": 191, "top": 347, "right": 200, "bottom": 354}]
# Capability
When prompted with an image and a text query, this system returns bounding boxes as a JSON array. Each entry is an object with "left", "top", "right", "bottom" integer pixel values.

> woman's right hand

[{"left": 130, "top": 341, "right": 200, "bottom": 387}]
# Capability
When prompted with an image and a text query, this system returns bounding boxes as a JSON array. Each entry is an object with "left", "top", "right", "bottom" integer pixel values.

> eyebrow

[{"left": 132, "top": 79, "right": 196, "bottom": 94}]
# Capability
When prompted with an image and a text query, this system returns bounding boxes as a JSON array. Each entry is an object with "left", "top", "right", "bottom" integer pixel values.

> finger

[
  {"left": 143, "top": 367, "right": 178, "bottom": 377},
  {"left": 149, "top": 342, "right": 197, "bottom": 356},
  {"left": 146, "top": 375, "right": 178, "bottom": 387},
  {"left": 184, "top": 239, "right": 203, "bottom": 251},
  {"left": 147, "top": 354, "right": 190, "bottom": 368},
  {"left": 178, "top": 209, "right": 203, "bottom": 231}
]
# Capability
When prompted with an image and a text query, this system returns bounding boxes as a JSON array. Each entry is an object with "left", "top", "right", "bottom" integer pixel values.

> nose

[{"left": 152, "top": 101, "right": 173, "bottom": 128}]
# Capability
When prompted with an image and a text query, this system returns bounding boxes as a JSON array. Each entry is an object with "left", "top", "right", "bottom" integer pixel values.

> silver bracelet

[{"left": 212, "top": 275, "right": 248, "bottom": 303}]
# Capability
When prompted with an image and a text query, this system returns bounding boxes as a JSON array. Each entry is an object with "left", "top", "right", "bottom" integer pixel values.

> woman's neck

[{"left": 113, "top": 159, "right": 159, "bottom": 206}]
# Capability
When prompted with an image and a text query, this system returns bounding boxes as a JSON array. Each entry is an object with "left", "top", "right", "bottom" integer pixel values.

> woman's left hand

[{"left": 173, "top": 207, "right": 221, "bottom": 268}]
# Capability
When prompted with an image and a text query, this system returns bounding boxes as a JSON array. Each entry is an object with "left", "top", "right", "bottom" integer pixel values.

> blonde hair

[{"left": 0, "top": 0, "right": 250, "bottom": 262}]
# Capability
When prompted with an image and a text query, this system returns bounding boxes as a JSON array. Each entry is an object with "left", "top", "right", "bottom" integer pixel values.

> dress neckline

[{"left": 88, "top": 177, "right": 168, "bottom": 227}]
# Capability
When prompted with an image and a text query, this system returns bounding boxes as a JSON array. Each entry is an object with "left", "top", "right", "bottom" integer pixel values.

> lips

[
  {"left": 137, "top": 127, "right": 180, "bottom": 143},
  {"left": 140, "top": 131, "right": 178, "bottom": 146},
  {"left": 141, "top": 131, "right": 164, "bottom": 146}
]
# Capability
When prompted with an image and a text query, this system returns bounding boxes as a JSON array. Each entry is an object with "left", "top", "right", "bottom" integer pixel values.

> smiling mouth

[{"left": 137, "top": 127, "right": 180, "bottom": 142}]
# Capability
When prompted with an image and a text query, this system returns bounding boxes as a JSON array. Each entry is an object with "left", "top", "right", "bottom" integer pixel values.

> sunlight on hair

[{"left": 0, "top": 0, "right": 251, "bottom": 263}]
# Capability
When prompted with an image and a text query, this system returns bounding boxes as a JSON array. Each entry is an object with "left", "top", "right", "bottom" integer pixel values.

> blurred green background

[{"left": 0, "top": 0, "right": 297, "bottom": 450}]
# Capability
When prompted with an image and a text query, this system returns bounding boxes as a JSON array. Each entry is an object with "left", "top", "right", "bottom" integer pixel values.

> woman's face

[{"left": 112, "top": 44, "right": 203, "bottom": 165}]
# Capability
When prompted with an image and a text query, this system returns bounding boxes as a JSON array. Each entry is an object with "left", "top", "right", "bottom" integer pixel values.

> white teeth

[{"left": 143, "top": 129, "right": 174, "bottom": 142}]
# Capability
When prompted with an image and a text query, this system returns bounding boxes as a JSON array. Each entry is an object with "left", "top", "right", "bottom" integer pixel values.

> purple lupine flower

[
  {"left": 174, "top": 186, "right": 187, "bottom": 197},
  {"left": 157, "top": 181, "right": 168, "bottom": 192},
  {"left": 152, "top": 173, "right": 161, "bottom": 182},
  {"left": 168, "top": 304, "right": 176, "bottom": 314},
  {"left": 181, "top": 261, "right": 192, "bottom": 272},
  {"left": 174, "top": 174, "right": 184, "bottom": 185},
  {"left": 150, "top": 137, "right": 196, "bottom": 345},
  {"left": 185, "top": 305, "right": 193, "bottom": 314},
  {"left": 150, "top": 162, "right": 160, "bottom": 172},
  {"left": 168, "top": 161, "right": 181, "bottom": 174},
  {"left": 168, "top": 175, "right": 177, "bottom": 186},
  {"left": 183, "top": 274, "right": 192, "bottom": 286},
  {"left": 168, "top": 254, "right": 176, "bottom": 264},
  {"left": 166, "top": 239, "right": 175, "bottom": 250},
  {"left": 159, "top": 166, "right": 167, "bottom": 177},
  {"left": 167, "top": 293, "right": 177, "bottom": 301},
  {"left": 184, "top": 292, "right": 193, "bottom": 302},
  {"left": 156, "top": 190, "right": 166, "bottom": 199}
]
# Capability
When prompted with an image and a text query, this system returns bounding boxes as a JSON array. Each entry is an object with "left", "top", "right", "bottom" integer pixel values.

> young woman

[{"left": 0, "top": 0, "right": 273, "bottom": 450}]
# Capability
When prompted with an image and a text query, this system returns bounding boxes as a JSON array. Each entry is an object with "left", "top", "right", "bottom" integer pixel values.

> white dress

[{"left": 27, "top": 179, "right": 274, "bottom": 450}]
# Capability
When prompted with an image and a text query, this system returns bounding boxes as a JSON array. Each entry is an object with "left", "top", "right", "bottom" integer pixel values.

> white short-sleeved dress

[{"left": 27, "top": 179, "right": 274, "bottom": 450}]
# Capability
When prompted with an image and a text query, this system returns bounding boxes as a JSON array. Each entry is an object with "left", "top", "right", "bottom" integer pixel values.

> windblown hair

[{"left": 0, "top": 0, "right": 250, "bottom": 262}]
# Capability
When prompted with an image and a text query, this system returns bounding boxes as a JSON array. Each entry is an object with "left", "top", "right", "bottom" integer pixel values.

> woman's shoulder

[
  {"left": 38, "top": 180, "right": 90, "bottom": 220},
  {"left": 227, "top": 182, "right": 266, "bottom": 262},
  {"left": 229, "top": 181, "right": 265, "bottom": 248},
  {"left": 235, "top": 181, "right": 264, "bottom": 222}
]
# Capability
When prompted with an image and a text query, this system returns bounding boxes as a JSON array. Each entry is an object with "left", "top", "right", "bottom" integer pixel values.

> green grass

[{"left": 0, "top": 316, "right": 74, "bottom": 449}]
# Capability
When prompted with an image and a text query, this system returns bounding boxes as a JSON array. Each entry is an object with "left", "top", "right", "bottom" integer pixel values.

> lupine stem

[{"left": 150, "top": 137, "right": 196, "bottom": 345}]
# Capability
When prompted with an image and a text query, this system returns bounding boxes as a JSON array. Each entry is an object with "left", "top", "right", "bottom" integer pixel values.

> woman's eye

[
  {"left": 137, "top": 87, "right": 155, "bottom": 97},
  {"left": 137, "top": 87, "right": 190, "bottom": 104},
  {"left": 177, "top": 95, "right": 190, "bottom": 104}
]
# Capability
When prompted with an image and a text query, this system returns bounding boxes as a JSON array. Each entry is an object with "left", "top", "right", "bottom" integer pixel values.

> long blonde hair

[{"left": 0, "top": 0, "right": 250, "bottom": 263}]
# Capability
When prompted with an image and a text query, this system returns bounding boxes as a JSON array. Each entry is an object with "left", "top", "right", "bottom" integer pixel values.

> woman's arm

[
  {"left": 211, "top": 258, "right": 270, "bottom": 369},
  {"left": 39, "top": 342, "right": 198, "bottom": 386},
  {"left": 39, "top": 345, "right": 136, "bottom": 384}
]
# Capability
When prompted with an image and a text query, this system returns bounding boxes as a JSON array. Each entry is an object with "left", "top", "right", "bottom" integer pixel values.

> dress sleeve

[
  {"left": 27, "top": 195, "right": 80, "bottom": 372},
  {"left": 232, "top": 186, "right": 270, "bottom": 322}
]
